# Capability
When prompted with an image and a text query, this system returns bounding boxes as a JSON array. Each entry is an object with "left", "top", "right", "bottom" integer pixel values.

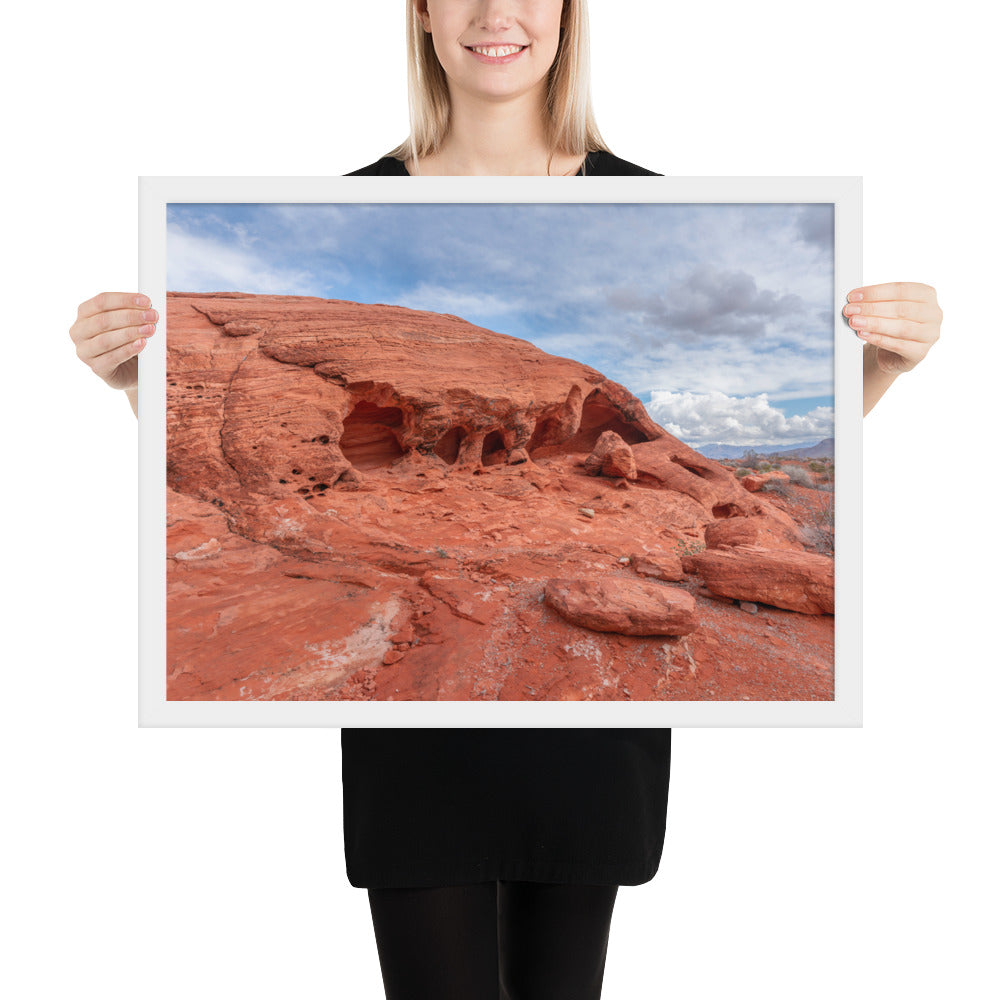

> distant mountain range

[{"left": 693, "top": 438, "right": 834, "bottom": 461}]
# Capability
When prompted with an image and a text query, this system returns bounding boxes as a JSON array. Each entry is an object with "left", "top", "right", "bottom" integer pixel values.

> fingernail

[
  {"left": 849, "top": 291, "right": 863, "bottom": 302},
  {"left": 852, "top": 317, "right": 867, "bottom": 329},
  {"left": 139, "top": 324, "right": 155, "bottom": 336},
  {"left": 135, "top": 295, "right": 150, "bottom": 307},
  {"left": 143, "top": 309, "right": 158, "bottom": 322},
  {"left": 844, "top": 304, "right": 861, "bottom": 316}
]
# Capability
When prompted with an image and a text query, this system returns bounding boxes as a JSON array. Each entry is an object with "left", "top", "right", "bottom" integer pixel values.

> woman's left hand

[{"left": 843, "top": 281, "right": 942, "bottom": 374}]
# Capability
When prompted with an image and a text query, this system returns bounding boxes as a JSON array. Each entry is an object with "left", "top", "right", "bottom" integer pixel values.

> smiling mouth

[{"left": 465, "top": 44, "right": 527, "bottom": 58}]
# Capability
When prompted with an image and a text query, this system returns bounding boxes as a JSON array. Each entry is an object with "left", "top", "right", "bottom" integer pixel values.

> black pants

[{"left": 367, "top": 880, "right": 620, "bottom": 1000}]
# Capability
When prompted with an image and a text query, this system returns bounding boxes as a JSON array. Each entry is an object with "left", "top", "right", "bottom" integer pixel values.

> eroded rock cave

[{"left": 340, "top": 401, "right": 405, "bottom": 469}]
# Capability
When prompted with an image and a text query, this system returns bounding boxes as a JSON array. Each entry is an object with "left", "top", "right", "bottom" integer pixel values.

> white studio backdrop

[{"left": 5, "top": 2, "right": 996, "bottom": 998}]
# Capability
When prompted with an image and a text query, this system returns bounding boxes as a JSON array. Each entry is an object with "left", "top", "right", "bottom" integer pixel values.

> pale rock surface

[{"left": 543, "top": 578, "right": 698, "bottom": 636}]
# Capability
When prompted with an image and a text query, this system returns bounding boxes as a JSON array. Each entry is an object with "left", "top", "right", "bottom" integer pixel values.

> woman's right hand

[{"left": 70, "top": 292, "right": 158, "bottom": 392}]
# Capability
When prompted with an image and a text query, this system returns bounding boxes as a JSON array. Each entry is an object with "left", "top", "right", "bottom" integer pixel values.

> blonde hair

[{"left": 386, "top": 0, "right": 610, "bottom": 171}]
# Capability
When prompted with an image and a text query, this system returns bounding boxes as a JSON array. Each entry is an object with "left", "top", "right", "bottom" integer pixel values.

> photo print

[{"left": 139, "top": 177, "right": 861, "bottom": 726}]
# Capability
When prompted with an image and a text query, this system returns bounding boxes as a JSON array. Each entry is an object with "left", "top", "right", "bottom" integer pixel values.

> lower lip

[{"left": 465, "top": 45, "right": 528, "bottom": 65}]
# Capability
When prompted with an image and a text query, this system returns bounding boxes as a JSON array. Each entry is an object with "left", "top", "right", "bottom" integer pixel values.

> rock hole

[
  {"left": 340, "top": 401, "right": 405, "bottom": 469},
  {"left": 527, "top": 415, "right": 561, "bottom": 452},
  {"left": 482, "top": 430, "right": 507, "bottom": 466},
  {"left": 671, "top": 458, "right": 711, "bottom": 480},
  {"left": 539, "top": 389, "right": 650, "bottom": 454},
  {"left": 712, "top": 503, "right": 741, "bottom": 518},
  {"left": 434, "top": 426, "right": 467, "bottom": 465},
  {"left": 527, "top": 384, "right": 583, "bottom": 454}
]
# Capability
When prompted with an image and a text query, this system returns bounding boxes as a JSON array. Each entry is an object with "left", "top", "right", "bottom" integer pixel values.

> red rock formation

[
  {"left": 544, "top": 578, "right": 698, "bottom": 636},
  {"left": 740, "top": 471, "right": 791, "bottom": 493},
  {"left": 584, "top": 430, "right": 637, "bottom": 480},
  {"left": 689, "top": 545, "right": 835, "bottom": 615},
  {"left": 166, "top": 292, "right": 834, "bottom": 701},
  {"left": 704, "top": 514, "right": 802, "bottom": 551},
  {"left": 629, "top": 553, "right": 685, "bottom": 582}
]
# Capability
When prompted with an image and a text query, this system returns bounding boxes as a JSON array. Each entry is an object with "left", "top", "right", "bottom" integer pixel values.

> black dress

[{"left": 342, "top": 148, "right": 671, "bottom": 890}]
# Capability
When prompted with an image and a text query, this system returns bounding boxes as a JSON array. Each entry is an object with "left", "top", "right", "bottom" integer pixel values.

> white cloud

[
  {"left": 399, "top": 284, "right": 525, "bottom": 322},
  {"left": 647, "top": 389, "right": 833, "bottom": 446},
  {"left": 166, "top": 225, "right": 326, "bottom": 295}
]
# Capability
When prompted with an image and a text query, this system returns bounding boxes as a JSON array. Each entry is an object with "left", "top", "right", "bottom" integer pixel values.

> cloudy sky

[{"left": 167, "top": 202, "right": 835, "bottom": 449}]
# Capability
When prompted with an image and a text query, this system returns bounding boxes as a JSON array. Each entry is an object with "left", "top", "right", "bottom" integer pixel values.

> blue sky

[{"left": 167, "top": 202, "right": 835, "bottom": 448}]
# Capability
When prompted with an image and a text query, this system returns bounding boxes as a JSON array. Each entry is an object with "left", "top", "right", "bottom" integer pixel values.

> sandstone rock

[
  {"left": 631, "top": 438, "right": 753, "bottom": 515},
  {"left": 690, "top": 545, "right": 834, "bottom": 615},
  {"left": 163, "top": 293, "right": 834, "bottom": 702},
  {"left": 169, "top": 292, "right": 666, "bottom": 499},
  {"left": 705, "top": 518, "right": 761, "bottom": 549},
  {"left": 704, "top": 515, "right": 801, "bottom": 552},
  {"left": 223, "top": 319, "right": 267, "bottom": 337},
  {"left": 629, "top": 552, "right": 685, "bottom": 582},
  {"left": 583, "top": 430, "right": 637, "bottom": 480},
  {"left": 544, "top": 577, "right": 698, "bottom": 636},
  {"left": 740, "top": 471, "right": 791, "bottom": 493}
]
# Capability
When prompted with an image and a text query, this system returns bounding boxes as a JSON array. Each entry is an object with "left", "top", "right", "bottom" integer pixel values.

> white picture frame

[{"left": 139, "top": 176, "right": 862, "bottom": 727}]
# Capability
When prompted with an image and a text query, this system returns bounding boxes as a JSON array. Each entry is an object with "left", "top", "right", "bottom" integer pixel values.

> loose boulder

[
  {"left": 704, "top": 515, "right": 802, "bottom": 552},
  {"left": 629, "top": 552, "right": 685, "bottom": 582},
  {"left": 690, "top": 545, "right": 834, "bottom": 615},
  {"left": 740, "top": 471, "right": 791, "bottom": 493},
  {"left": 544, "top": 577, "right": 698, "bottom": 635},
  {"left": 583, "top": 430, "right": 637, "bottom": 480}
]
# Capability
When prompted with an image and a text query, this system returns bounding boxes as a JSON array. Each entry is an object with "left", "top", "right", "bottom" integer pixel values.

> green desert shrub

[
  {"left": 760, "top": 478, "right": 791, "bottom": 498},
  {"left": 780, "top": 464, "right": 814, "bottom": 487}
]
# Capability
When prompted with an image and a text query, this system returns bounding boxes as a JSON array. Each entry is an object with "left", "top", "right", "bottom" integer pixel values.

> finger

[
  {"left": 846, "top": 313, "right": 934, "bottom": 342},
  {"left": 847, "top": 281, "right": 937, "bottom": 304},
  {"left": 855, "top": 328, "right": 928, "bottom": 362},
  {"left": 90, "top": 334, "right": 148, "bottom": 380},
  {"left": 77, "top": 291, "right": 152, "bottom": 321},
  {"left": 842, "top": 299, "right": 939, "bottom": 323},
  {"left": 76, "top": 321, "right": 156, "bottom": 363},
  {"left": 75, "top": 306, "right": 158, "bottom": 343}
]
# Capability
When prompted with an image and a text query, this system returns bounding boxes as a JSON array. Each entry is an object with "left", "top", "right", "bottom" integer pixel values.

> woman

[{"left": 69, "top": 2, "right": 941, "bottom": 998}]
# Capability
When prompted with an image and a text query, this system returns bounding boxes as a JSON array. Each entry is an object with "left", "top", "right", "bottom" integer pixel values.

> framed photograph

[{"left": 139, "top": 176, "right": 861, "bottom": 727}]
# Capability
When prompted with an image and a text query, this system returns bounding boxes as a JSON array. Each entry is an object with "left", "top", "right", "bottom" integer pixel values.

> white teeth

[{"left": 470, "top": 45, "right": 524, "bottom": 57}]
